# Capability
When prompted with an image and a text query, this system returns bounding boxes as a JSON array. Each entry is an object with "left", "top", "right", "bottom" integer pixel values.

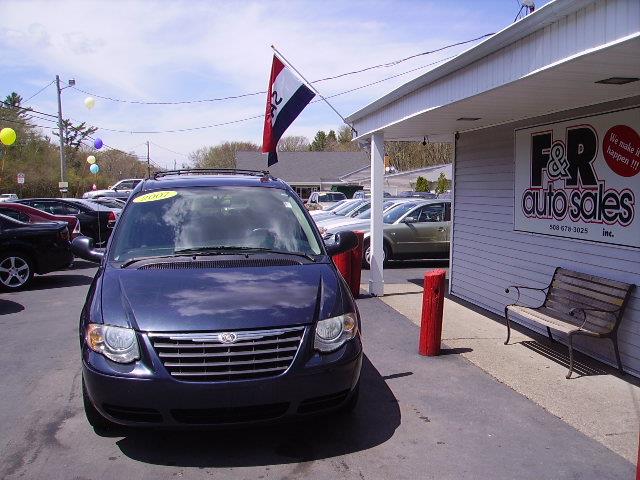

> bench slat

[
  {"left": 507, "top": 306, "right": 581, "bottom": 333},
  {"left": 555, "top": 268, "right": 633, "bottom": 291},
  {"left": 552, "top": 272, "right": 628, "bottom": 299},
  {"left": 547, "top": 288, "right": 623, "bottom": 312},
  {"left": 550, "top": 281, "right": 625, "bottom": 307},
  {"left": 544, "top": 302, "right": 615, "bottom": 332}
]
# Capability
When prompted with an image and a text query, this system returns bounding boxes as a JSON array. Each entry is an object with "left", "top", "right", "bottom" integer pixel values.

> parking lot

[{"left": 0, "top": 261, "right": 633, "bottom": 480}]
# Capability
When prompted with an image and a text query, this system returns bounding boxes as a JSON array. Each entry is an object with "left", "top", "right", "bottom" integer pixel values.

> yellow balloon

[
  {"left": 86, "top": 155, "right": 96, "bottom": 164},
  {"left": 0, "top": 128, "right": 16, "bottom": 146},
  {"left": 84, "top": 97, "right": 96, "bottom": 109}
]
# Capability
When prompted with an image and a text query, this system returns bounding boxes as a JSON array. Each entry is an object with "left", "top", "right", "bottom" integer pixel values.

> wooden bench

[{"left": 504, "top": 268, "right": 635, "bottom": 379}]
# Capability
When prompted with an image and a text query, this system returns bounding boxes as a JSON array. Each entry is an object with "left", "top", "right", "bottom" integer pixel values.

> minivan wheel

[
  {"left": 82, "top": 379, "right": 117, "bottom": 431},
  {"left": 362, "top": 240, "right": 389, "bottom": 270},
  {"left": 0, "top": 252, "right": 33, "bottom": 291}
]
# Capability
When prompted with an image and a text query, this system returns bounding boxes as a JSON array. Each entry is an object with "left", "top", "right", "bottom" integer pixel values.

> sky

[{"left": 0, "top": 0, "right": 551, "bottom": 168}]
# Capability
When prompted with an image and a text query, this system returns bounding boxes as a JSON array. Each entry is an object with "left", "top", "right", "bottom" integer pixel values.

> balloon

[
  {"left": 89, "top": 164, "right": 100, "bottom": 174},
  {"left": 84, "top": 97, "right": 96, "bottom": 110},
  {"left": 94, "top": 138, "right": 103, "bottom": 149},
  {"left": 0, "top": 127, "right": 17, "bottom": 146},
  {"left": 86, "top": 155, "right": 96, "bottom": 164}
]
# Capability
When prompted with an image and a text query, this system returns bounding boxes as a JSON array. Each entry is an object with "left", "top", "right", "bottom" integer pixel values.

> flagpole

[{"left": 271, "top": 45, "right": 357, "bottom": 135}]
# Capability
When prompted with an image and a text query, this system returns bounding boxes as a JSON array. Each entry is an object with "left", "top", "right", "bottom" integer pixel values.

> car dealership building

[{"left": 347, "top": 0, "right": 640, "bottom": 375}]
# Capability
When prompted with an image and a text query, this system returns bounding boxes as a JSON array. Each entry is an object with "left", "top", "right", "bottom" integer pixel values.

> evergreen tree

[
  {"left": 309, "top": 130, "right": 328, "bottom": 151},
  {"left": 435, "top": 172, "right": 449, "bottom": 193}
]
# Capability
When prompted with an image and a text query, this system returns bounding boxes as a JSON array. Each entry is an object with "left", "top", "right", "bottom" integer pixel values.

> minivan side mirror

[
  {"left": 403, "top": 216, "right": 418, "bottom": 224},
  {"left": 71, "top": 235, "right": 105, "bottom": 263},
  {"left": 325, "top": 230, "right": 358, "bottom": 257}
]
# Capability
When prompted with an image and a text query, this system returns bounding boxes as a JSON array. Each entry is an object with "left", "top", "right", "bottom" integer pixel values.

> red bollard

[
  {"left": 419, "top": 269, "right": 446, "bottom": 356},
  {"left": 348, "top": 231, "right": 364, "bottom": 298},
  {"left": 332, "top": 250, "right": 352, "bottom": 287},
  {"left": 636, "top": 430, "right": 639, "bottom": 480}
]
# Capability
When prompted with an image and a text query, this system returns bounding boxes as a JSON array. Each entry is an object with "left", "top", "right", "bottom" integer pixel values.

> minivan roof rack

[{"left": 153, "top": 168, "right": 271, "bottom": 179}]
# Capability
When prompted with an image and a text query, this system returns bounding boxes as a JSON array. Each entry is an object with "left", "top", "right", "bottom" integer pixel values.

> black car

[
  {"left": 0, "top": 213, "right": 73, "bottom": 290},
  {"left": 72, "top": 169, "right": 362, "bottom": 429},
  {"left": 17, "top": 198, "right": 120, "bottom": 246}
]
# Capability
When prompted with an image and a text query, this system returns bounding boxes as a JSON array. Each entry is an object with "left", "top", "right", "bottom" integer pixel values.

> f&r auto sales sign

[{"left": 514, "top": 107, "right": 639, "bottom": 249}]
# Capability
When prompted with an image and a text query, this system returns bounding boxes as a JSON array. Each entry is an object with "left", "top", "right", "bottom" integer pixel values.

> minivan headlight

[
  {"left": 314, "top": 313, "right": 358, "bottom": 353},
  {"left": 86, "top": 324, "right": 140, "bottom": 363}
]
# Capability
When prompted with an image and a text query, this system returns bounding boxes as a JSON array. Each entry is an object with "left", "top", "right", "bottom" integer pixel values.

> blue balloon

[
  {"left": 89, "top": 163, "right": 100, "bottom": 174},
  {"left": 94, "top": 138, "right": 103, "bottom": 149}
]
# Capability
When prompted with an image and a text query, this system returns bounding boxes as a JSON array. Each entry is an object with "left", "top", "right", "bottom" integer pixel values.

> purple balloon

[{"left": 94, "top": 138, "right": 103, "bottom": 149}]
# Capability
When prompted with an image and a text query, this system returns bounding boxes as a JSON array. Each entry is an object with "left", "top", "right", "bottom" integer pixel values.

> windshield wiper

[
  {"left": 119, "top": 253, "right": 191, "bottom": 268},
  {"left": 174, "top": 246, "right": 317, "bottom": 262}
]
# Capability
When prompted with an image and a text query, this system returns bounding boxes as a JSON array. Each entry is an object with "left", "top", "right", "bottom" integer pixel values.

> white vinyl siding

[{"left": 450, "top": 97, "right": 640, "bottom": 376}]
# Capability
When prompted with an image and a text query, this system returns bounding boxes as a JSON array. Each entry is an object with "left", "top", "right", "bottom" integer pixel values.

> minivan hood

[{"left": 99, "top": 261, "right": 348, "bottom": 332}]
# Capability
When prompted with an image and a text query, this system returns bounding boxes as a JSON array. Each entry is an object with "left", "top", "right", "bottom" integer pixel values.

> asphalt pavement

[{"left": 0, "top": 262, "right": 633, "bottom": 479}]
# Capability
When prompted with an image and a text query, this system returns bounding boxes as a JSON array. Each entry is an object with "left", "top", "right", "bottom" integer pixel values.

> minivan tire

[
  {"left": 82, "top": 379, "right": 117, "bottom": 431},
  {"left": 0, "top": 252, "right": 34, "bottom": 291}
]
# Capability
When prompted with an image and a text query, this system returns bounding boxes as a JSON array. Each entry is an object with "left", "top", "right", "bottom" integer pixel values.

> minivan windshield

[{"left": 110, "top": 187, "right": 322, "bottom": 263}]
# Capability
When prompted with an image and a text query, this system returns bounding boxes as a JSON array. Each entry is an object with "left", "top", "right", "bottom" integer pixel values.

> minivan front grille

[{"left": 148, "top": 326, "right": 305, "bottom": 382}]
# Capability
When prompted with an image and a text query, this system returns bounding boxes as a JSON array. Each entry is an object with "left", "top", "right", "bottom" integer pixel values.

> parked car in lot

[
  {"left": 16, "top": 198, "right": 120, "bottom": 246},
  {"left": 0, "top": 202, "right": 82, "bottom": 239},
  {"left": 72, "top": 169, "right": 362, "bottom": 429},
  {"left": 309, "top": 199, "right": 366, "bottom": 223},
  {"left": 0, "top": 193, "right": 19, "bottom": 203},
  {"left": 308, "top": 199, "right": 348, "bottom": 218},
  {"left": 0, "top": 213, "right": 73, "bottom": 290},
  {"left": 88, "top": 197, "right": 126, "bottom": 209},
  {"left": 82, "top": 178, "right": 143, "bottom": 200},
  {"left": 304, "top": 191, "right": 346, "bottom": 211},
  {"left": 316, "top": 198, "right": 415, "bottom": 233},
  {"left": 323, "top": 199, "right": 451, "bottom": 268}
]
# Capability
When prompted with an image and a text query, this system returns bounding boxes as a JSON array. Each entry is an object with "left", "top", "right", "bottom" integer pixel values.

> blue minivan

[{"left": 73, "top": 169, "right": 362, "bottom": 428}]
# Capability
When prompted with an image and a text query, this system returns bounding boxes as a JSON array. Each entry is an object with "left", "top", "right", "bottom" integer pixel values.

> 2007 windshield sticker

[{"left": 133, "top": 191, "right": 178, "bottom": 203}]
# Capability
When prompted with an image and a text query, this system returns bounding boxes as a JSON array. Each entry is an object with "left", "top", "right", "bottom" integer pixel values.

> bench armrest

[
  {"left": 568, "top": 307, "right": 620, "bottom": 331},
  {"left": 505, "top": 285, "right": 548, "bottom": 308}
]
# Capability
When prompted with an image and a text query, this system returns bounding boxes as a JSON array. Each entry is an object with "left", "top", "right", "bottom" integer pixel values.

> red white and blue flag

[{"left": 262, "top": 55, "right": 315, "bottom": 166}]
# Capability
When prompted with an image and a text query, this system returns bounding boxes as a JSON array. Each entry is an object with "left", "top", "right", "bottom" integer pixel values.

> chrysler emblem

[{"left": 218, "top": 332, "right": 238, "bottom": 344}]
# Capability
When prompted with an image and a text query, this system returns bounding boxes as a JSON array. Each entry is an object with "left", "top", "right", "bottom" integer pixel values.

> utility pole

[
  {"left": 55, "top": 75, "right": 65, "bottom": 185},
  {"left": 146, "top": 141, "right": 151, "bottom": 178}
]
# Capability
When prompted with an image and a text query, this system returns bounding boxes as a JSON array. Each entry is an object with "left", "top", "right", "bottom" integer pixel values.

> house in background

[
  {"left": 235, "top": 151, "right": 369, "bottom": 200},
  {"left": 340, "top": 163, "right": 452, "bottom": 194}
]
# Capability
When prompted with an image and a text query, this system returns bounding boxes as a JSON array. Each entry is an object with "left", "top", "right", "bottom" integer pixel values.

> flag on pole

[{"left": 262, "top": 55, "right": 315, "bottom": 166}]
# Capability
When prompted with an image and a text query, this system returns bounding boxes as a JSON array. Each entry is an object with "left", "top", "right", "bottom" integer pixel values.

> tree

[
  {"left": 52, "top": 120, "right": 98, "bottom": 169},
  {"left": 325, "top": 129, "right": 338, "bottom": 151},
  {"left": 415, "top": 176, "right": 430, "bottom": 192},
  {"left": 435, "top": 172, "right": 450, "bottom": 194},
  {"left": 384, "top": 141, "right": 453, "bottom": 171},
  {"left": 309, "top": 130, "right": 328, "bottom": 151},
  {"left": 337, "top": 125, "right": 353, "bottom": 144},
  {"left": 278, "top": 135, "right": 309, "bottom": 152},
  {"left": 189, "top": 141, "right": 259, "bottom": 169}
]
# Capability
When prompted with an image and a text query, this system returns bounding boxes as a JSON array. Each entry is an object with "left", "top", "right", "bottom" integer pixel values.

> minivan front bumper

[{"left": 82, "top": 327, "right": 362, "bottom": 427}]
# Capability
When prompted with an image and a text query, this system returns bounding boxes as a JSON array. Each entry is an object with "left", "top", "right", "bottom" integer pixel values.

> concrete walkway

[{"left": 374, "top": 273, "right": 640, "bottom": 464}]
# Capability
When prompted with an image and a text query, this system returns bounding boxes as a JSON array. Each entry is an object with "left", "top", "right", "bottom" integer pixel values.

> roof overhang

[{"left": 347, "top": 0, "right": 640, "bottom": 141}]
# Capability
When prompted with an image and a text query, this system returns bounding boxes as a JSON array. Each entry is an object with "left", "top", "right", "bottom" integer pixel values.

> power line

[
  {"left": 67, "top": 33, "right": 493, "bottom": 106},
  {"left": 3, "top": 47, "right": 463, "bottom": 136},
  {"left": 24, "top": 80, "right": 55, "bottom": 102},
  {"left": 149, "top": 141, "right": 189, "bottom": 157}
]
